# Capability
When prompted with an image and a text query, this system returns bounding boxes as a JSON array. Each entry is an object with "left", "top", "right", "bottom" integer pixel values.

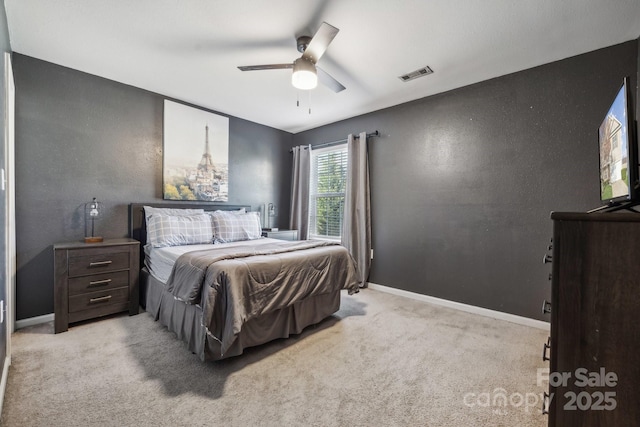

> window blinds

[{"left": 309, "top": 145, "right": 348, "bottom": 239}]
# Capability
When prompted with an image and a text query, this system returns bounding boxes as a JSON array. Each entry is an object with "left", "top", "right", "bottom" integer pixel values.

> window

[
  {"left": 611, "top": 131, "right": 618, "bottom": 150},
  {"left": 309, "top": 144, "right": 348, "bottom": 240}
]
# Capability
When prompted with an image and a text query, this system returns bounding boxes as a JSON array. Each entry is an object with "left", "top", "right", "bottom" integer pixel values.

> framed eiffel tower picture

[{"left": 162, "top": 100, "right": 229, "bottom": 202}]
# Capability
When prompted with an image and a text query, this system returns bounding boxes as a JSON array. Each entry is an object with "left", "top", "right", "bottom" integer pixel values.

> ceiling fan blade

[
  {"left": 302, "top": 22, "right": 339, "bottom": 63},
  {"left": 238, "top": 64, "right": 293, "bottom": 71},
  {"left": 317, "top": 67, "right": 346, "bottom": 93}
]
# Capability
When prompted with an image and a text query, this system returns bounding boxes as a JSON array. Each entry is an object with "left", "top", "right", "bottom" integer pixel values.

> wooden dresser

[
  {"left": 547, "top": 212, "right": 640, "bottom": 426},
  {"left": 54, "top": 238, "right": 140, "bottom": 333}
]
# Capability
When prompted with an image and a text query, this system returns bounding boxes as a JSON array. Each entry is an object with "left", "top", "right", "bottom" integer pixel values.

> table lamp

[{"left": 84, "top": 197, "right": 103, "bottom": 243}]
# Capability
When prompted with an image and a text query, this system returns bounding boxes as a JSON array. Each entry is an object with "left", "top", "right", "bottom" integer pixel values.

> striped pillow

[
  {"left": 147, "top": 213, "right": 213, "bottom": 248},
  {"left": 143, "top": 206, "right": 205, "bottom": 223},
  {"left": 211, "top": 210, "right": 262, "bottom": 243}
]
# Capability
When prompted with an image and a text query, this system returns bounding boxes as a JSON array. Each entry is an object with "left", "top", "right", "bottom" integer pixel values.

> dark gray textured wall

[
  {"left": 294, "top": 40, "right": 638, "bottom": 321},
  {"left": 14, "top": 54, "right": 293, "bottom": 320}
]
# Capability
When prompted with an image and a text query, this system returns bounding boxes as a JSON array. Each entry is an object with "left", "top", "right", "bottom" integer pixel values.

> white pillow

[
  {"left": 211, "top": 210, "right": 262, "bottom": 243},
  {"left": 147, "top": 213, "right": 213, "bottom": 248}
]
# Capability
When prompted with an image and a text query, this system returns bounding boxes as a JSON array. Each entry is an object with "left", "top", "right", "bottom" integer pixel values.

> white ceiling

[{"left": 5, "top": 0, "right": 640, "bottom": 134}]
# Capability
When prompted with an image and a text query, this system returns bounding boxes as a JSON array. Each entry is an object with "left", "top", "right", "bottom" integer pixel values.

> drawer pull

[
  {"left": 542, "top": 392, "right": 550, "bottom": 415},
  {"left": 88, "top": 279, "right": 112, "bottom": 287},
  {"left": 542, "top": 337, "right": 551, "bottom": 362},
  {"left": 542, "top": 299, "right": 551, "bottom": 315},
  {"left": 89, "top": 295, "right": 112, "bottom": 304},
  {"left": 89, "top": 260, "right": 113, "bottom": 267},
  {"left": 542, "top": 254, "right": 552, "bottom": 264}
]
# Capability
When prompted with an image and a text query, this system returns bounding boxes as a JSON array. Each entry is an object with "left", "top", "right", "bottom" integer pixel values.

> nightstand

[
  {"left": 53, "top": 238, "right": 140, "bottom": 333},
  {"left": 262, "top": 229, "right": 298, "bottom": 241}
]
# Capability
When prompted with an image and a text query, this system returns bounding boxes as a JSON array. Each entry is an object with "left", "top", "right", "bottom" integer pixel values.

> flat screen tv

[{"left": 597, "top": 77, "right": 638, "bottom": 209}]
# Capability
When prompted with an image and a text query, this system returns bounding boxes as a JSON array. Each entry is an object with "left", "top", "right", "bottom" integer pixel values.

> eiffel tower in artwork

[{"left": 198, "top": 124, "right": 215, "bottom": 172}]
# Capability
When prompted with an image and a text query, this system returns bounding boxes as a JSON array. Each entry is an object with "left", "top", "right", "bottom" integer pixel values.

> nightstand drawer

[
  {"left": 68, "top": 251, "right": 130, "bottom": 277},
  {"left": 68, "top": 286, "right": 130, "bottom": 313},
  {"left": 68, "top": 270, "right": 129, "bottom": 296}
]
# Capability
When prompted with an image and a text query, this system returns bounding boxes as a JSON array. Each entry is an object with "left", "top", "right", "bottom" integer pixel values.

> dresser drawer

[
  {"left": 68, "top": 251, "right": 130, "bottom": 277},
  {"left": 68, "top": 286, "right": 130, "bottom": 313},
  {"left": 68, "top": 270, "right": 129, "bottom": 296}
]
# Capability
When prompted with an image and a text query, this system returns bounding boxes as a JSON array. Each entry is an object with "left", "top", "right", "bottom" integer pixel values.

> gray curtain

[
  {"left": 342, "top": 132, "right": 371, "bottom": 287},
  {"left": 289, "top": 145, "right": 311, "bottom": 239}
]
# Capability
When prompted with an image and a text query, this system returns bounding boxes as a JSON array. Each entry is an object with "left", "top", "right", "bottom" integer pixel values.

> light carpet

[{"left": 1, "top": 288, "right": 549, "bottom": 426}]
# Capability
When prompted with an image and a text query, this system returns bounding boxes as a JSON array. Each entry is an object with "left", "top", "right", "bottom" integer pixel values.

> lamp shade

[{"left": 291, "top": 58, "right": 318, "bottom": 90}]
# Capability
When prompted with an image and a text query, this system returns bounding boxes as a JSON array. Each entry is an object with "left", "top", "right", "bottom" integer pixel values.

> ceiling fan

[{"left": 238, "top": 22, "right": 346, "bottom": 93}]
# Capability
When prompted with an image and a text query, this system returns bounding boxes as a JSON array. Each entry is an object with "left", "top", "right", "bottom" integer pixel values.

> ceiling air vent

[{"left": 398, "top": 66, "right": 434, "bottom": 82}]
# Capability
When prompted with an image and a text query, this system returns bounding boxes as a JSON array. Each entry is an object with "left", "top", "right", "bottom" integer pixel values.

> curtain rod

[{"left": 289, "top": 130, "right": 379, "bottom": 152}]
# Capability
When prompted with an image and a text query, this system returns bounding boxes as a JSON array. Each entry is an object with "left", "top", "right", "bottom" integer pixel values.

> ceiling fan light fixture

[{"left": 292, "top": 58, "right": 317, "bottom": 90}]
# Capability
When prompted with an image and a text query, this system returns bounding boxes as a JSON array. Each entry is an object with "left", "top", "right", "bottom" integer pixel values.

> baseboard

[
  {"left": 0, "top": 355, "right": 10, "bottom": 415},
  {"left": 15, "top": 313, "right": 54, "bottom": 330},
  {"left": 367, "top": 283, "right": 550, "bottom": 330}
]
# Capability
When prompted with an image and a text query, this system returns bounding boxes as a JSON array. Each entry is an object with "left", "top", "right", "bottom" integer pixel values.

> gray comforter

[{"left": 165, "top": 240, "right": 359, "bottom": 356}]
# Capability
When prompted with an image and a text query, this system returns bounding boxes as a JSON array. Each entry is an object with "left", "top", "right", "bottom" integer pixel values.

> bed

[{"left": 129, "top": 202, "right": 359, "bottom": 361}]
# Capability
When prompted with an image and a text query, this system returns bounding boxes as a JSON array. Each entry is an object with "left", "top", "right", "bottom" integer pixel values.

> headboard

[{"left": 129, "top": 202, "right": 252, "bottom": 266}]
